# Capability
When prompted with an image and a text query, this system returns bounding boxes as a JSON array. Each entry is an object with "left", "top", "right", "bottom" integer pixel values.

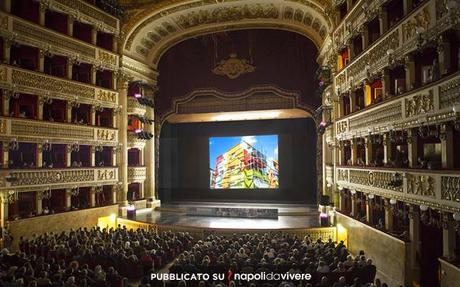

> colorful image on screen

[{"left": 209, "top": 135, "right": 279, "bottom": 189}]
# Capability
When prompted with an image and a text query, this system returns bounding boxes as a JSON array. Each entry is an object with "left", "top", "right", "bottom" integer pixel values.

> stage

[{"left": 120, "top": 202, "right": 322, "bottom": 230}]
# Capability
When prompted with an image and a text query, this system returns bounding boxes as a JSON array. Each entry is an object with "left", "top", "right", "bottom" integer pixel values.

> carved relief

[
  {"left": 128, "top": 167, "right": 147, "bottom": 182},
  {"left": 441, "top": 176, "right": 460, "bottom": 202},
  {"left": 336, "top": 121, "right": 348, "bottom": 134},
  {"left": 0, "top": 14, "right": 8, "bottom": 30},
  {"left": 337, "top": 169, "right": 348, "bottom": 182},
  {"left": 405, "top": 90, "right": 434, "bottom": 118},
  {"left": 12, "top": 69, "right": 94, "bottom": 99},
  {"left": 439, "top": 74, "right": 460, "bottom": 109},
  {"left": 97, "top": 50, "right": 118, "bottom": 66},
  {"left": 0, "top": 66, "right": 7, "bottom": 82},
  {"left": 9, "top": 169, "right": 95, "bottom": 186},
  {"left": 407, "top": 174, "right": 435, "bottom": 198},
  {"left": 402, "top": 6, "right": 431, "bottom": 43},
  {"left": 0, "top": 119, "right": 6, "bottom": 134},
  {"left": 11, "top": 120, "right": 94, "bottom": 140},
  {"left": 212, "top": 54, "right": 255, "bottom": 79},
  {"left": 96, "top": 129, "right": 116, "bottom": 141},
  {"left": 96, "top": 90, "right": 117, "bottom": 103},
  {"left": 176, "top": 4, "right": 279, "bottom": 29},
  {"left": 97, "top": 169, "right": 115, "bottom": 180}
]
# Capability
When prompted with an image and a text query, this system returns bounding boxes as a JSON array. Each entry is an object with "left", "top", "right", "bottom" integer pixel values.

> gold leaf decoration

[{"left": 212, "top": 54, "right": 255, "bottom": 80}]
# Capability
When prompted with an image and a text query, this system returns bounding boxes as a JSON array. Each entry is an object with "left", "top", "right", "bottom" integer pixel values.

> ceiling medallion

[{"left": 212, "top": 53, "right": 256, "bottom": 79}]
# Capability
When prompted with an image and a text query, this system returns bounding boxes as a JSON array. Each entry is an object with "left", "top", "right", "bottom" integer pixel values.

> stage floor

[{"left": 122, "top": 202, "right": 321, "bottom": 230}]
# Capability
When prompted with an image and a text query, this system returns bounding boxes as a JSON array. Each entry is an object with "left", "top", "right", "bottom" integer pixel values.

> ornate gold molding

[
  {"left": 405, "top": 90, "right": 434, "bottom": 118},
  {"left": 212, "top": 54, "right": 255, "bottom": 80}
]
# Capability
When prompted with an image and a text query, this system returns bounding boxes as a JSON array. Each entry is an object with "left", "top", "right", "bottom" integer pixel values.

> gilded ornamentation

[
  {"left": 127, "top": 97, "right": 147, "bottom": 115},
  {"left": 9, "top": 169, "right": 95, "bottom": 186},
  {"left": 0, "top": 119, "right": 6, "bottom": 134},
  {"left": 406, "top": 174, "right": 435, "bottom": 198},
  {"left": 0, "top": 66, "right": 7, "bottom": 82},
  {"left": 441, "top": 176, "right": 460, "bottom": 202},
  {"left": 12, "top": 69, "right": 94, "bottom": 99},
  {"left": 175, "top": 4, "right": 279, "bottom": 29},
  {"left": 97, "top": 169, "right": 116, "bottom": 180},
  {"left": 336, "top": 121, "right": 348, "bottom": 134},
  {"left": 53, "top": 0, "right": 118, "bottom": 28},
  {"left": 402, "top": 6, "right": 432, "bottom": 43},
  {"left": 0, "top": 14, "right": 8, "bottom": 30},
  {"left": 439, "top": 74, "right": 460, "bottom": 109},
  {"left": 405, "top": 90, "right": 434, "bottom": 118},
  {"left": 128, "top": 167, "right": 147, "bottom": 183},
  {"left": 97, "top": 129, "right": 116, "bottom": 141},
  {"left": 97, "top": 50, "right": 118, "bottom": 66},
  {"left": 96, "top": 90, "right": 117, "bottom": 103},
  {"left": 337, "top": 169, "right": 348, "bottom": 182},
  {"left": 11, "top": 119, "right": 94, "bottom": 141},
  {"left": 212, "top": 54, "right": 255, "bottom": 80}
]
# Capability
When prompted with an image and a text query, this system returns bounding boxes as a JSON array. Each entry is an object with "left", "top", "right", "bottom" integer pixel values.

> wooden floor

[{"left": 122, "top": 202, "right": 321, "bottom": 230}]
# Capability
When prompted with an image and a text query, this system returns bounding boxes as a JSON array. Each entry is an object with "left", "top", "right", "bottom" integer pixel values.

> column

[
  {"left": 66, "top": 104, "right": 73, "bottom": 123},
  {"left": 365, "top": 136, "right": 373, "bottom": 166},
  {"left": 2, "top": 0, "right": 11, "bottom": 13},
  {"left": 118, "top": 76, "right": 129, "bottom": 206},
  {"left": 38, "top": 50, "right": 45, "bottom": 73},
  {"left": 90, "top": 146, "right": 96, "bottom": 167},
  {"left": 442, "top": 212, "right": 457, "bottom": 261},
  {"left": 337, "top": 142, "right": 344, "bottom": 166},
  {"left": 2, "top": 143, "right": 9, "bottom": 168},
  {"left": 2, "top": 93, "right": 10, "bottom": 116},
  {"left": 37, "top": 96, "right": 45, "bottom": 120},
  {"left": 144, "top": 106, "right": 156, "bottom": 201},
  {"left": 67, "top": 60, "right": 74, "bottom": 80},
  {"left": 112, "top": 35, "right": 118, "bottom": 54},
  {"left": 350, "top": 193, "right": 358, "bottom": 217},
  {"left": 139, "top": 182, "right": 145, "bottom": 199},
  {"left": 91, "top": 66, "right": 97, "bottom": 86},
  {"left": 65, "top": 189, "right": 72, "bottom": 210},
  {"left": 350, "top": 139, "right": 358, "bottom": 165},
  {"left": 437, "top": 36, "right": 451, "bottom": 76},
  {"left": 90, "top": 106, "right": 97, "bottom": 126},
  {"left": 366, "top": 196, "right": 374, "bottom": 223},
  {"left": 112, "top": 147, "right": 117, "bottom": 167},
  {"left": 139, "top": 148, "right": 145, "bottom": 166},
  {"left": 441, "top": 124, "right": 454, "bottom": 169},
  {"left": 65, "top": 144, "right": 72, "bottom": 167},
  {"left": 91, "top": 27, "right": 98, "bottom": 46},
  {"left": 408, "top": 205, "right": 421, "bottom": 281},
  {"left": 0, "top": 193, "right": 8, "bottom": 230},
  {"left": 361, "top": 30, "right": 369, "bottom": 50},
  {"left": 384, "top": 199, "right": 394, "bottom": 232},
  {"left": 403, "top": 0, "right": 414, "bottom": 15},
  {"left": 39, "top": 3, "right": 46, "bottom": 26},
  {"left": 378, "top": 7, "right": 388, "bottom": 34},
  {"left": 89, "top": 187, "right": 96, "bottom": 207},
  {"left": 407, "top": 129, "right": 418, "bottom": 168},
  {"left": 36, "top": 144, "right": 43, "bottom": 168},
  {"left": 36, "top": 191, "right": 43, "bottom": 215},
  {"left": 3, "top": 40, "right": 12, "bottom": 64},
  {"left": 338, "top": 190, "right": 344, "bottom": 211},
  {"left": 111, "top": 185, "right": 118, "bottom": 204},
  {"left": 67, "top": 16, "right": 74, "bottom": 36},
  {"left": 349, "top": 92, "right": 356, "bottom": 113},
  {"left": 383, "top": 133, "right": 392, "bottom": 165},
  {"left": 381, "top": 69, "right": 390, "bottom": 99},
  {"left": 405, "top": 55, "right": 416, "bottom": 91}
]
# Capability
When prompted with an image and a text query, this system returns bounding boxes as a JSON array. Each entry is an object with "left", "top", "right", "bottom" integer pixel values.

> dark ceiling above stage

[{"left": 156, "top": 29, "right": 320, "bottom": 121}]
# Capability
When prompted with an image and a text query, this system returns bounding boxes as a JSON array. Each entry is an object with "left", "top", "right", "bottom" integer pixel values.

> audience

[
  {"left": 0, "top": 226, "right": 193, "bottom": 287},
  {"left": 1, "top": 228, "right": 378, "bottom": 287}
]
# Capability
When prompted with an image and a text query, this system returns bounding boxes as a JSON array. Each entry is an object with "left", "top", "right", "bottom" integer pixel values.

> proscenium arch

[{"left": 121, "top": 0, "right": 333, "bottom": 67}]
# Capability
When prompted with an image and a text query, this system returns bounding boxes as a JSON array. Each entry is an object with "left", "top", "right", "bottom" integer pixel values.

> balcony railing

[
  {"left": 128, "top": 166, "right": 147, "bottom": 183},
  {"left": 0, "top": 64, "right": 118, "bottom": 107},
  {"left": 0, "top": 12, "right": 119, "bottom": 70},
  {"left": 127, "top": 133, "right": 146, "bottom": 149},
  {"left": 334, "top": 0, "right": 451, "bottom": 93},
  {"left": 336, "top": 166, "right": 460, "bottom": 212},
  {"left": 1, "top": 167, "right": 118, "bottom": 189},
  {"left": 335, "top": 72, "right": 460, "bottom": 140},
  {"left": 0, "top": 116, "right": 118, "bottom": 145},
  {"left": 127, "top": 97, "right": 147, "bottom": 116}
]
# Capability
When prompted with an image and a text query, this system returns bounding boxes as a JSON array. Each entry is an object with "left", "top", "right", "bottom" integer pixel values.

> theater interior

[{"left": 0, "top": 0, "right": 459, "bottom": 286}]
